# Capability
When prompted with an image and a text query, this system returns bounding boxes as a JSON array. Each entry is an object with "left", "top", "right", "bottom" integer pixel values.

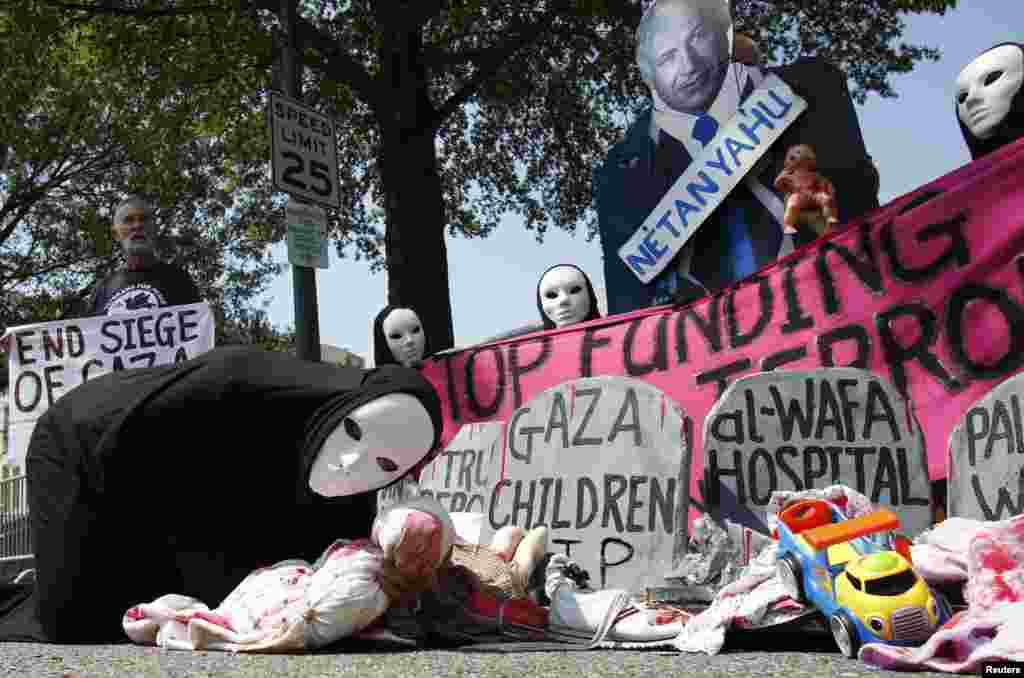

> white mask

[
  {"left": 539, "top": 266, "right": 592, "bottom": 328},
  {"left": 643, "top": 0, "right": 731, "bottom": 114},
  {"left": 956, "top": 45, "right": 1024, "bottom": 141},
  {"left": 308, "top": 392, "right": 435, "bottom": 497},
  {"left": 382, "top": 308, "right": 426, "bottom": 367}
]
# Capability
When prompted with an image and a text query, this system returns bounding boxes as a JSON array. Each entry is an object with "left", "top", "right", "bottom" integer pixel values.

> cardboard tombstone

[
  {"left": 956, "top": 43, "right": 1024, "bottom": 161},
  {"left": 595, "top": 0, "right": 879, "bottom": 315},
  {"left": 404, "top": 377, "right": 693, "bottom": 593},
  {"left": 702, "top": 368, "right": 933, "bottom": 536},
  {"left": 948, "top": 372, "right": 1024, "bottom": 521}
]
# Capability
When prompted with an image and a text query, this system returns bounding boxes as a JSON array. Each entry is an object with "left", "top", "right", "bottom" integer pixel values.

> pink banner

[{"left": 421, "top": 138, "right": 1024, "bottom": 513}]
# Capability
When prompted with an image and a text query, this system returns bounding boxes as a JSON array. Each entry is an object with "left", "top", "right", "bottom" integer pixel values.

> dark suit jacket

[{"left": 596, "top": 58, "right": 880, "bottom": 316}]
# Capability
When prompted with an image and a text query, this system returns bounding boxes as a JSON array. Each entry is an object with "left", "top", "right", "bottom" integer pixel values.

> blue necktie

[
  {"left": 692, "top": 114, "right": 719, "bottom": 147},
  {"left": 692, "top": 113, "right": 756, "bottom": 282}
]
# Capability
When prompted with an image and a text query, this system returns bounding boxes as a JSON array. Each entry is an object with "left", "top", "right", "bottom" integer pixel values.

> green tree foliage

[
  {"left": 3, "top": 0, "right": 956, "bottom": 352},
  {"left": 0, "top": 1, "right": 285, "bottom": 344}
]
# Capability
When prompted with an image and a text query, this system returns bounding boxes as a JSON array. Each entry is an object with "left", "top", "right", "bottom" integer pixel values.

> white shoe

[{"left": 546, "top": 556, "right": 684, "bottom": 644}]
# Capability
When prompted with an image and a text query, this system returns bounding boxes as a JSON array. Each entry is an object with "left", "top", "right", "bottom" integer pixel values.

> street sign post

[
  {"left": 286, "top": 200, "right": 329, "bottom": 269},
  {"left": 268, "top": 92, "right": 341, "bottom": 210},
  {"left": 275, "top": 0, "right": 321, "bottom": 362}
]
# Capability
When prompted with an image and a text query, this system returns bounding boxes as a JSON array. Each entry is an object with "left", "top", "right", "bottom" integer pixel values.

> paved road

[{"left": 2, "top": 641, "right": 953, "bottom": 678}]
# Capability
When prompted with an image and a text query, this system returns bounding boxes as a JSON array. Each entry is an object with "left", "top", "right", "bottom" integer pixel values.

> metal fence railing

[{"left": 0, "top": 474, "right": 31, "bottom": 560}]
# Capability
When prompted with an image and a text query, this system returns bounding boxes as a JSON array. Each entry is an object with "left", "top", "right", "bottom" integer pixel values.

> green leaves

[
  {"left": 732, "top": 0, "right": 954, "bottom": 103},
  {"left": 2, "top": 0, "right": 956, "bottom": 348},
  {"left": 1, "top": 1, "right": 283, "bottom": 338}
]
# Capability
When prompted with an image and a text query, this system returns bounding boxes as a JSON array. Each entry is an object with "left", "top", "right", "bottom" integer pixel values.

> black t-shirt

[{"left": 89, "top": 262, "right": 201, "bottom": 315}]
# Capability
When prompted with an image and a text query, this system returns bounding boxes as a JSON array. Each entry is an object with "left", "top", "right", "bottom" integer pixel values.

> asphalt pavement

[{"left": 1, "top": 641, "right": 956, "bottom": 678}]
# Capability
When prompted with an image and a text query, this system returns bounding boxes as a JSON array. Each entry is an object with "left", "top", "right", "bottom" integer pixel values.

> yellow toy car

[{"left": 775, "top": 500, "right": 951, "bottom": 658}]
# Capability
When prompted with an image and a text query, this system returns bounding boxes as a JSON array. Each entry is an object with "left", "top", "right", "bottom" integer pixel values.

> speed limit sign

[{"left": 268, "top": 92, "right": 341, "bottom": 209}]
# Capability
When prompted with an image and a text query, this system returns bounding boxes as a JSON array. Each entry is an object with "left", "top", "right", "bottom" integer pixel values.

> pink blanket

[{"left": 860, "top": 514, "right": 1024, "bottom": 672}]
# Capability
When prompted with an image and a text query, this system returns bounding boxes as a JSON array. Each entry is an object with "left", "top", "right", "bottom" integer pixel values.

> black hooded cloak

[
  {"left": 536, "top": 264, "right": 603, "bottom": 330},
  {"left": 958, "top": 43, "right": 1024, "bottom": 160},
  {"left": 0, "top": 346, "right": 441, "bottom": 643},
  {"left": 373, "top": 305, "right": 432, "bottom": 367}
]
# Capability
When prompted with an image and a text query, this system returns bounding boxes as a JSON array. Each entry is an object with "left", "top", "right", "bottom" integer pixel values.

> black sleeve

[
  {"left": 87, "top": 278, "right": 111, "bottom": 317},
  {"left": 179, "top": 267, "right": 202, "bottom": 305}
]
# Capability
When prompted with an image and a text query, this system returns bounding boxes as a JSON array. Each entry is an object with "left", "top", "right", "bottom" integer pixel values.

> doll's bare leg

[
  {"left": 817, "top": 193, "right": 840, "bottom": 224},
  {"left": 783, "top": 194, "right": 804, "bottom": 230},
  {"left": 511, "top": 526, "right": 549, "bottom": 592}
]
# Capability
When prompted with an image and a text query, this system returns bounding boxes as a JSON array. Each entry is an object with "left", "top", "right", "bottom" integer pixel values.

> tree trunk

[
  {"left": 376, "top": 26, "right": 455, "bottom": 354},
  {"left": 379, "top": 129, "right": 455, "bottom": 354}
]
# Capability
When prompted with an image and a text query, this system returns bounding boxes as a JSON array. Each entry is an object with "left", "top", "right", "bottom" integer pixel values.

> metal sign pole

[{"left": 281, "top": 0, "right": 321, "bottom": 362}]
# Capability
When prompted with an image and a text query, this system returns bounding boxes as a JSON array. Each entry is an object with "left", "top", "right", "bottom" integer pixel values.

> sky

[{"left": 258, "top": 2, "right": 1024, "bottom": 364}]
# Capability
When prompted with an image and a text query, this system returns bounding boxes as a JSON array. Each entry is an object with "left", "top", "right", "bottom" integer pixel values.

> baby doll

[{"left": 774, "top": 144, "right": 839, "bottom": 237}]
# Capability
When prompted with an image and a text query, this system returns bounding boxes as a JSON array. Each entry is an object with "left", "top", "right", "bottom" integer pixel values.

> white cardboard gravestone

[
  {"left": 703, "top": 368, "right": 932, "bottom": 536},
  {"left": 416, "top": 420, "right": 507, "bottom": 518},
  {"left": 948, "top": 373, "right": 1024, "bottom": 521},
  {"left": 410, "top": 378, "right": 692, "bottom": 593}
]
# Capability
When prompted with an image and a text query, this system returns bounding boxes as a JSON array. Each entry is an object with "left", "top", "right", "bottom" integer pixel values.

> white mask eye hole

[
  {"left": 343, "top": 417, "right": 362, "bottom": 441},
  {"left": 985, "top": 70, "right": 1004, "bottom": 86},
  {"left": 377, "top": 457, "right": 398, "bottom": 472},
  {"left": 570, "top": 285, "right": 582, "bottom": 294},
  {"left": 544, "top": 290, "right": 557, "bottom": 299}
]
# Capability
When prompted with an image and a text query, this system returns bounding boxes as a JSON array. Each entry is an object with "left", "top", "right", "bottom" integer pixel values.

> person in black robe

[{"left": 0, "top": 346, "right": 441, "bottom": 643}]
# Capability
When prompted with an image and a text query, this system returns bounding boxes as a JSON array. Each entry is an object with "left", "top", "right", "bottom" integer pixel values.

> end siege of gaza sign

[
  {"left": 3, "top": 303, "right": 215, "bottom": 468},
  {"left": 381, "top": 377, "right": 692, "bottom": 592},
  {"left": 703, "top": 369, "right": 933, "bottom": 535},
  {"left": 948, "top": 372, "right": 1024, "bottom": 521}
]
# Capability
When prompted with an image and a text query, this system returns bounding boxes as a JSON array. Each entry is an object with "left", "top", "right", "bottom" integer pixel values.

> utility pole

[{"left": 281, "top": 0, "right": 321, "bottom": 362}]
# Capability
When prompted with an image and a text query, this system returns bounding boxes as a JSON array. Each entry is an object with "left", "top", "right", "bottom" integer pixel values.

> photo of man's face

[{"left": 647, "top": 1, "right": 730, "bottom": 114}]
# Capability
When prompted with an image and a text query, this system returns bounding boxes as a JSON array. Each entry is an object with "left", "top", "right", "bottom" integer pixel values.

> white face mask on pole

[
  {"left": 539, "top": 266, "right": 594, "bottom": 328},
  {"left": 957, "top": 44, "right": 1024, "bottom": 141},
  {"left": 382, "top": 308, "right": 426, "bottom": 367}
]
